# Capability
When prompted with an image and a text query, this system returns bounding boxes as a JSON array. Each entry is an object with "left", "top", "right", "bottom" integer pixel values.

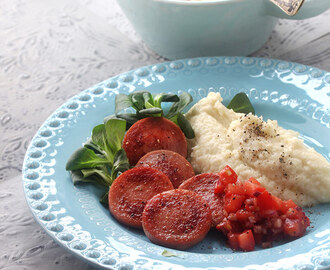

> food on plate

[
  {"left": 178, "top": 173, "right": 225, "bottom": 227},
  {"left": 66, "top": 89, "right": 322, "bottom": 252},
  {"left": 65, "top": 91, "right": 251, "bottom": 203},
  {"left": 214, "top": 166, "right": 310, "bottom": 251},
  {"left": 123, "top": 117, "right": 188, "bottom": 165},
  {"left": 136, "top": 150, "right": 195, "bottom": 188},
  {"left": 108, "top": 167, "right": 174, "bottom": 228},
  {"left": 142, "top": 189, "right": 212, "bottom": 250},
  {"left": 66, "top": 90, "right": 195, "bottom": 203},
  {"left": 185, "top": 92, "right": 330, "bottom": 206}
]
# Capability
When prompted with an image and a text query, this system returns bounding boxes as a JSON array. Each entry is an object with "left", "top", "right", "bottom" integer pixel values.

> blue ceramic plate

[{"left": 22, "top": 57, "right": 330, "bottom": 269}]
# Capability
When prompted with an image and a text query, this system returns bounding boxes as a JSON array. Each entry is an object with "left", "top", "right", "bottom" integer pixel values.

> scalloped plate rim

[{"left": 22, "top": 56, "right": 330, "bottom": 270}]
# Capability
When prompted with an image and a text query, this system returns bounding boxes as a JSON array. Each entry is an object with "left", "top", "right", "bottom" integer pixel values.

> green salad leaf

[
  {"left": 138, "top": 107, "right": 163, "bottom": 117},
  {"left": 65, "top": 118, "right": 130, "bottom": 202},
  {"left": 227, "top": 92, "right": 255, "bottom": 115},
  {"left": 176, "top": 112, "right": 195, "bottom": 139},
  {"left": 115, "top": 94, "right": 133, "bottom": 114},
  {"left": 111, "top": 149, "right": 130, "bottom": 180},
  {"left": 103, "top": 113, "right": 139, "bottom": 128},
  {"left": 111, "top": 90, "right": 195, "bottom": 138},
  {"left": 65, "top": 147, "right": 109, "bottom": 171},
  {"left": 166, "top": 92, "right": 193, "bottom": 119},
  {"left": 105, "top": 119, "right": 126, "bottom": 159},
  {"left": 153, "top": 93, "right": 179, "bottom": 107},
  {"left": 99, "top": 191, "right": 109, "bottom": 205}
]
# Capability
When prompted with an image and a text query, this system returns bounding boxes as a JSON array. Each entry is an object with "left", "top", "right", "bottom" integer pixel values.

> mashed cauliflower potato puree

[{"left": 185, "top": 92, "right": 330, "bottom": 207}]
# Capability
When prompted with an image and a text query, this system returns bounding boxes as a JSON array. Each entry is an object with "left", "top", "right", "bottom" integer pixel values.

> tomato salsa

[{"left": 215, "top": 166, "right": 310, "bottom": 251}]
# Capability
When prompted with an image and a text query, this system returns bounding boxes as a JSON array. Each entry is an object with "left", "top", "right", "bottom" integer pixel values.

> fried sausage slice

[
  {"left": 178, "top": 173, "right": 225, "bottom": 227},
  {"left": 142, "top": 189, "right": 212, "bottom": 250},
  {"left": 136, "top": 150, "right": 195, "bottom": 188},
  {"left": 122, "top": 117, "right": 187, "bottom": 165},
  {"left": 108, "top": 167, "right": 174, "bottom": 228}
]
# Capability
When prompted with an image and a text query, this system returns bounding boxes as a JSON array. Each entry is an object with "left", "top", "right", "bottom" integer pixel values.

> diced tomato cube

[
  {"left": 283, "top": 218, "right": 306, "bottom": 237},
  {"left": 285, "top": 208, "right": 310, "bottom": 228},
  {"left": 285, "top": 207, "right": 302, "bottom": 219},
  {"left": 214, "top": 178, "right": 225, "bottom": 194},
  {"left": 215, "top": 165, "right": 238, "bottom": 194},
  {"left": 257, "top": 191, "right": 281, "bottom": 212},
  {"left": 227, "top": 232, "right": 240, "bottom": 250},
  {"left": 272, "top": 195, "right": 283, "bottom": 210},
  {"left": 219, "top": 165, "right": 238, "bottom": 184},
  {"left": 235, "top": 209, "right": 254, "bottom": 221},
  {"left": 281, "top": 199, "right": 298, "bottom": 213},
  {"left": 243, "top": 177, "right": 266, "bottom": 197},
  {"left": 238, "top": 229, "right": 255, "bottom": 251},
  {"left": 244, "top": 197, "right": 258, "bottom": 212},
  {"left": 226, "top": 181, "right": 245, "bottom": 195},
  {"left": 224, "top": 194, "right": 246, "bottom": 213}
]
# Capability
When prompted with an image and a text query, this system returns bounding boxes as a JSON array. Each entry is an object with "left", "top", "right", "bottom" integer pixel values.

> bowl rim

[{"left": 154, "top": 0, "right": 250, "bottom": 6}]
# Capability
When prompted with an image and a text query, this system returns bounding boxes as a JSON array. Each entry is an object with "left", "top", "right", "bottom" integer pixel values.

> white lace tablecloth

[{"left": 0, "top": 0, "right": 329, "bottom": 269}]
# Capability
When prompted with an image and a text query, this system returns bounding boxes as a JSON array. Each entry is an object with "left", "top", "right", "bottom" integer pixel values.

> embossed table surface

[{"left": 0, "top": 0, "right": 329, "bottom": 269}]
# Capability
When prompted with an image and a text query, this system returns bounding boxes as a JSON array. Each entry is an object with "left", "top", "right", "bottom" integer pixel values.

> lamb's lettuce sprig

[
  {"left": 65, "top": 119, "right": 130, "bottom": 203},
  {"left": 108, "top": 91, "right": 195, "bottom": 139}
]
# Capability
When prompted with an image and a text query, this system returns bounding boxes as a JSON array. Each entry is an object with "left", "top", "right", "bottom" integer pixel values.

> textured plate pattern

[{"left": 22, "top": 57, "right": 330, "bottom": 269}]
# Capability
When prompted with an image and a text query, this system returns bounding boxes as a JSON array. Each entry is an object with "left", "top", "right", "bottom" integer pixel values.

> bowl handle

[{"left": 266, "top": 0, "right": 330, "bottom": 19}]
